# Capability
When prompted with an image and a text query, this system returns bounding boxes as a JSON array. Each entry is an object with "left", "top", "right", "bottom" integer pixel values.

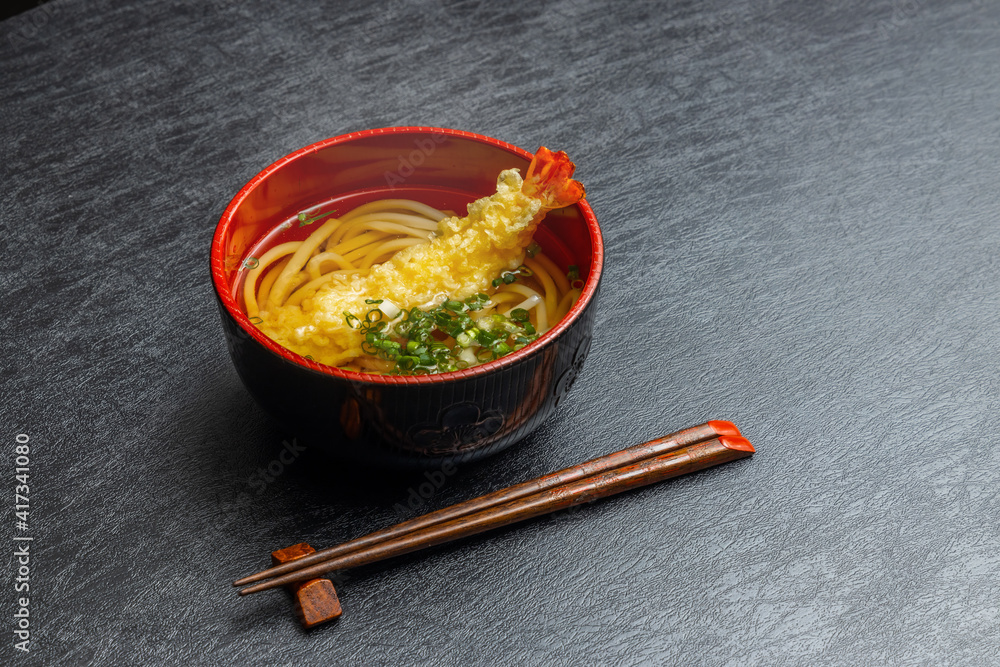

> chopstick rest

[{"left": 270, "top": 543, "right": 342, "bottom": 629}]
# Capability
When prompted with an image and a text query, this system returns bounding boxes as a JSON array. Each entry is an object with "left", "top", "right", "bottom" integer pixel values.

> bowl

[{"left": 210, "top": 127, "right": 604, "bottom": 467}]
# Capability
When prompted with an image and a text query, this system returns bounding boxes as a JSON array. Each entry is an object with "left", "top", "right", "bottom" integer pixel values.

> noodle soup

[
  {"left": 238, "top": 149, "right": 586, "bottom": 375},
  {"left": 211, "top": 128, "right": 603, "bottom": 465}
]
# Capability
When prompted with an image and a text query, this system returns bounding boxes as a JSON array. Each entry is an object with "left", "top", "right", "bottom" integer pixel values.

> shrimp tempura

[{"left": 259, "top": 147, "right": 585, "bottom": 367}]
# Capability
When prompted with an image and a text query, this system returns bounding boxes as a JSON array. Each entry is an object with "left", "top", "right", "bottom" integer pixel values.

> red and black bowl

[{"left": 210, "top": 127, "right": 604, "bottom": 467}]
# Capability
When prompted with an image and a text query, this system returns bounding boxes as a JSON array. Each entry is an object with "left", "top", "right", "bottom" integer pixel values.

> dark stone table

[{"left": 3, "top": 0, "right": 998, "bottom": 664}]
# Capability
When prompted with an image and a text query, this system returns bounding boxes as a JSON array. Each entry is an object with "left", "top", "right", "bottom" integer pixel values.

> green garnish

[
  {"left": 347, "top": 285, "right": 540, "bottom": 375},
  {"left": 297, "top": 208, "right": 336, "bottom": 227},
  {"left": 491, "top": 265, "right": 534, "bottom": 288}
]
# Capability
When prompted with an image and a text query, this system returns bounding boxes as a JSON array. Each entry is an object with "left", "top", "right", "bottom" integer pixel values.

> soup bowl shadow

[{"left": 210, "top": 127, "right": 603, "bottom": 468}]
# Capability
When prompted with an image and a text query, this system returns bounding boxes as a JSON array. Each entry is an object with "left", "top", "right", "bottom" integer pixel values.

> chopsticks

[{"left": 234, "top": 420, "right": 752, "bottom": 597}]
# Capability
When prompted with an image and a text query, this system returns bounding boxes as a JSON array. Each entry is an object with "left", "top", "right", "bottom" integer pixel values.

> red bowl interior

[{"left": 210, "top": 127, "right": 604, "bottom": 384}]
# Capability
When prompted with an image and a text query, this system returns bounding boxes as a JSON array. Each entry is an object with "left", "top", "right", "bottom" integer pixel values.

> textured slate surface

[{"left": 2, "top": 0, "right": 999, "bottom": 664}]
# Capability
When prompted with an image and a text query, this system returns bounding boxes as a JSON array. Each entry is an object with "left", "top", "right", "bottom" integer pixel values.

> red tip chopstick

[{"left": 234, "top": 421, "right": 751, "bottom": 596}]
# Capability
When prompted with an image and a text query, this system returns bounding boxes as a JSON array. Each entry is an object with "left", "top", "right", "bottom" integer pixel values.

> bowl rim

[{"left": 210, "top": 126, "right": 604, "bottom": 385}]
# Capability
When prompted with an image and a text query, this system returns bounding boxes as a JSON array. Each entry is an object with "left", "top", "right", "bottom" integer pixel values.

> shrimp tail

[{"left": 522, "top": 146, "right": 586, "bottom": 209}]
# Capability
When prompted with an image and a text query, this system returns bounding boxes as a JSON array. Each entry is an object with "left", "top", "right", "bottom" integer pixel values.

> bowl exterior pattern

[{"left": 216, "top": 283, "right": 599, "bottom": 467}]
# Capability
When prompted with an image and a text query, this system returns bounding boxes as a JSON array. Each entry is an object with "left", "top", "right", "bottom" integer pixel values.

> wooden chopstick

[
  {"left": 233, "top": 420, "right": 740, "bottom": 590},
  {"left": 236, "top": 431, "right": 754, "bottom": 596}
]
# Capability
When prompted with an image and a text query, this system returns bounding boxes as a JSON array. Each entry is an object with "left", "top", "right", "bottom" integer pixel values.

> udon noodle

[{"left": 240, "top": 147, "right": 586, "bottom": 374}]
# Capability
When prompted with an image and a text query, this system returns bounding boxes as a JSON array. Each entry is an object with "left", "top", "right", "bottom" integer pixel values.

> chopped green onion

[
  {"left": 353, "top": 267, "right": 543, "bottom": 374},
  {"left": 379, "top": 299, "right": 401, "bottom": 319},
  {"left": 297, "top": 209, "right": 336, "bottom": 227},
  {"left": 476, "top": 330, "right": 499, "bottom": 346},
  {"left": 492, "top": 342, "right": 512, "bottom": 356}
]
